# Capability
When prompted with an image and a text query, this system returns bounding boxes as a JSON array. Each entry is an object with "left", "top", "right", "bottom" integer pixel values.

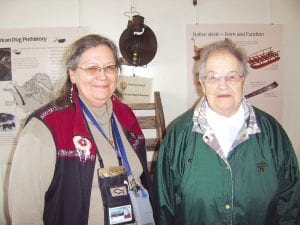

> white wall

[{"left": 0, "top": 0, "right": 299, "bottom": 224}]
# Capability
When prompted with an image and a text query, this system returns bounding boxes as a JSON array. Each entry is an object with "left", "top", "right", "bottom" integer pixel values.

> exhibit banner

[
  {"left": 186, "top": 24, "right": 283, "bottom": 122},
  {"left": 0, "top": 27, "right": 87, "bottom": 163}
]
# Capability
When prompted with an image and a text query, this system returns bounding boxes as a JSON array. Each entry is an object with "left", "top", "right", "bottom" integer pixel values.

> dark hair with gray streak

[
  {"left": 53, "top": 34, "right": 120, "bottom": 103},
  {"left": 198, "top": 38, "right": 248, "bottom": 79}
]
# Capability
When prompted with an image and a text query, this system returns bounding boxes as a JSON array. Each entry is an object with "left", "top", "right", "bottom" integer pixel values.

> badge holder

[
  {"left": 98, "top": 166, "right": 135, "bottom": 225},
  {"left": 128, "top": 186, "right": 155, "bottom": 225}
]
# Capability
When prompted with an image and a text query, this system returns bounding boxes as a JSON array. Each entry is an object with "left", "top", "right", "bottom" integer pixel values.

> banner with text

[
  {"left": 0, "top": 27, "right": 87, "bottom": 163},
  {"left": 186, "top": 24, "right": 283, "bottom": 122}
]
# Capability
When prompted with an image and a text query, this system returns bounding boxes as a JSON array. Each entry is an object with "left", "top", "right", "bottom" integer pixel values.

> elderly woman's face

[
  {"left": 69, "top": 45, "right": 118, "bottom": 107},
  {"left": 200, "top": 50, "right": 245, "bottom": 117}
]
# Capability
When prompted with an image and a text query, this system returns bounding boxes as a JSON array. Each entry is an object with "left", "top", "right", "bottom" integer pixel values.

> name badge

[{"left": 109, "top": 205, "right": 134, "bottom": 224}]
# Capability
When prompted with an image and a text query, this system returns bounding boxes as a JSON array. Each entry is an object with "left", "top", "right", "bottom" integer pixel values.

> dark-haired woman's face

[{"left": 69, "top": 45, "right": 118, "bottom": 107}]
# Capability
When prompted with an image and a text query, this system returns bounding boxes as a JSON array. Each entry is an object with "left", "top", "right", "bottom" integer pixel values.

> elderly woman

[
  {"left": 9, "top": 34, "right": 154, "bottom": 225},
  {"left": 154, "top": 38, "right": 300, "bottom": 225}
]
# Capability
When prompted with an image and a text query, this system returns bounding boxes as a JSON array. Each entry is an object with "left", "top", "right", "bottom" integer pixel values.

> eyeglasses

[
  {"left": 203, "top": 72, "right": 244, "bottom": 85},
  {"left": 78, "top": 64, "right": 118, "bottom": 76}
]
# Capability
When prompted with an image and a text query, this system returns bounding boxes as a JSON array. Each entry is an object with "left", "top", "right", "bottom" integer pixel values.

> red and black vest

[{"left": 27, "top": 90, "right": 151, "bottom": 225}]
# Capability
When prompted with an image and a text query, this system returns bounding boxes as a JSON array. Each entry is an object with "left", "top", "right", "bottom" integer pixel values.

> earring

[{"left": 70, "top": 84, "right": 74, "bottom": 103}]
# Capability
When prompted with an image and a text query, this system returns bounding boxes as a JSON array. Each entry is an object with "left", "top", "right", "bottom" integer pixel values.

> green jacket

[{"left": 155, "top": 104, "right": 300, "bottom": 225}]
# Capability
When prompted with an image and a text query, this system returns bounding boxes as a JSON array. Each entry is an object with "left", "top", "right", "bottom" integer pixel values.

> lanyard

[{"left": 79, "top": 98, "right": 132, "bottom": 176}]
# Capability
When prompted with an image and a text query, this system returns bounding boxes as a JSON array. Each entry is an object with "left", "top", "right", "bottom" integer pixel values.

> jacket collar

[{"left": 192, "top": 97, "right": 261, "bottom": 160}]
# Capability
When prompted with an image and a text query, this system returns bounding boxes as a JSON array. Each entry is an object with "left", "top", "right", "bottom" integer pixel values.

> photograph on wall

[
  {"left": 0, "top": 48, "right": 12, "bottom": 81},
  {"left": 186, "top": 24, "right": 283, "bottom": 122},
  {"left": 0, "top": 27, "right": 87, "bottom": 163}
]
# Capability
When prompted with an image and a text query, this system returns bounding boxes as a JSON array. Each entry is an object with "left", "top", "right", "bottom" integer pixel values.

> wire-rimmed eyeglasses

[
  {"left": 203, "top": 71, "right": 245, "bottom": 85},
  {"left": 78, "top": 64, "right": 118, "bottom": 76}
]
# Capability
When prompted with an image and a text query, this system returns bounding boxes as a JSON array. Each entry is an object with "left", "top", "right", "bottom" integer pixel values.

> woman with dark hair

[{"left": 9, "top": 34, "right": 154, "bottom": 225}]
